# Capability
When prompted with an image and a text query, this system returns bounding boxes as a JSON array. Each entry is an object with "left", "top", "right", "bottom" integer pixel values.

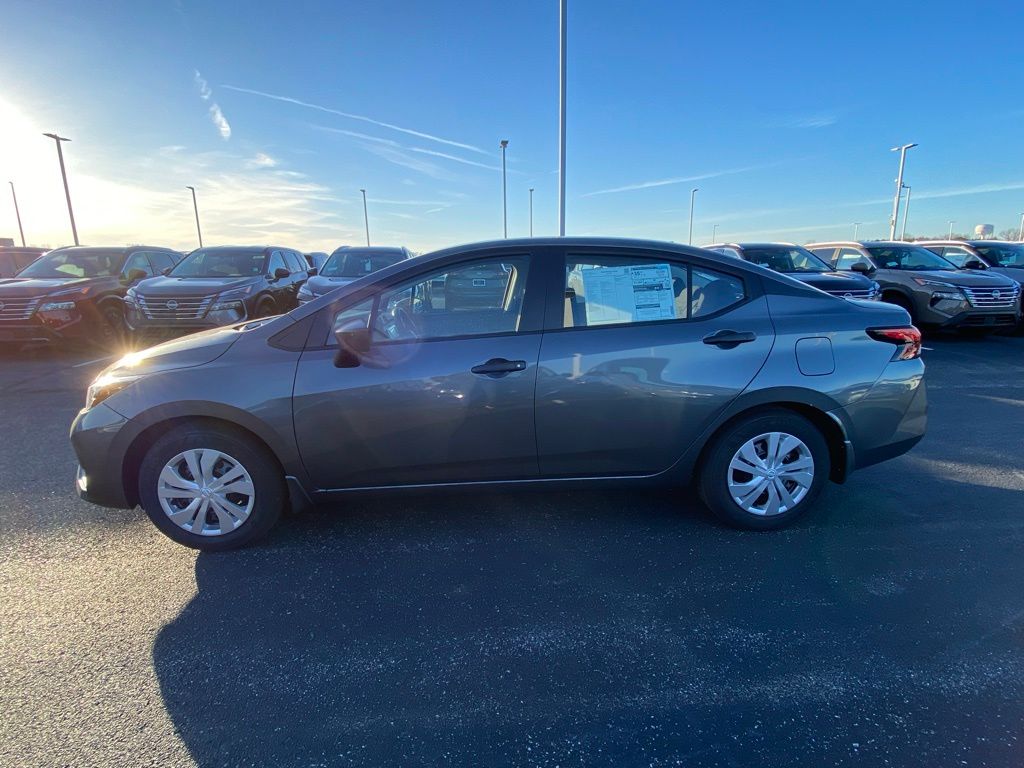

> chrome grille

[
  {"left": 0, "top": 297, "right": 40, "bottom": 321},
  {"left": 962, "top": 285, "right": 1021, "bottom": 309},
  {"left": 826, "top": 288, "right": 878, "bottom": 300},
  {"left": 136, "top": 295, "right": 213, "bottom": 320}
]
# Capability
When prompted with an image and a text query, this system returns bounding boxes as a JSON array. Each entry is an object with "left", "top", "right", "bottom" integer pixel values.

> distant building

[{"left": 974, "top": 224, "right": 994, "bottom": 239}]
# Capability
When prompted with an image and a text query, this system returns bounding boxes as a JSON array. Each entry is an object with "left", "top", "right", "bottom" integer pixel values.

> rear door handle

[
  {"left": 702, "top": 330, "right": 757, "bottom": 349},
  {"left": 471, "top": 358, "right": 527, "bottom": 377}
]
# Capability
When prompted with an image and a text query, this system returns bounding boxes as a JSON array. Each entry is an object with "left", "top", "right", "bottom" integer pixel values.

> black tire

[
  {"left": 881, "top": 292, "right": 916, "bottom": 323},
  {"left": 137, "top": 422, "right": 285, "bottom": 551},
  {"left": 96, "top": 301, "right": 129, "bottom": 349},
  {"left": 253, "top": 298, "right": 277, "bottom": 319},
  {"left": 698, "top": 409, "right": 830, "bottom": 530}
]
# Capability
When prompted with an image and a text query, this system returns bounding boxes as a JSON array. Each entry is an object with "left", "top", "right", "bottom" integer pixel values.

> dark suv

[
  {"left": 807, "top": 241, "right": 1021, "bottom": 331},
  {"left": 126, "top": 245, "right": 311, "bottom": 335},
  {"left": 0, "top": 245, "right": 182, "bottom": 347},
  {"left": 0, "top": 246, "right": 47, "bottom": 278},
  {"left": 297, "top": 246, "right": 412, "bottom": 304},
  {"left": 704, "top": 243, "right": 879, "bottom": 300}
]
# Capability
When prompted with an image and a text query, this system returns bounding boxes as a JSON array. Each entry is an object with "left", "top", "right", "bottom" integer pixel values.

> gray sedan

[{"left": 71, "top": 238, "right": 926, "bottom": 550}]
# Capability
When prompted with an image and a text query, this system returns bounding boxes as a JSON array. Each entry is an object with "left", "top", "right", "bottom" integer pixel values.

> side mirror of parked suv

[
  {"left": 963, "top": 258, "right": 987, "bottom": 270},
  {"left": 308, "top": 268, "right": 318, "bottom": 277},
  {"left": 125, "top": 268, "right": 148, "bottom": 283},
  {"left": 273, "top": 267, "right": 291, "bottom": 280},
  {"left": 851, "top": 262, "right": 875, "bottom": 275}
]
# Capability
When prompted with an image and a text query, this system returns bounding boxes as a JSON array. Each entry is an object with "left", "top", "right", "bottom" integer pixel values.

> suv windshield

[
  {"left": 171, "top": 248, "right": 267, "bottom": 278},
  {"left": 974, "top": 243, "right": 1024, "bottom": 267},
  {"left": 865, "top": 245, "right": 957, "bottom": 271},
  {"left": 17, "top": 249, "right": 125, "bottom": 279},
  {"left": 742, "top": 246, "right": 831, "bottom": 273},
  {"left": 321, "top": 251, "right": 405, "bottom": 278}
]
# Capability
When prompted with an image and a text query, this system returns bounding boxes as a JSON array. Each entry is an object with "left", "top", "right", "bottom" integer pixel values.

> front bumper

[
  {"left": 70, "top": 402, "right": 135, "bottom": 508},
  {"left": 919, "top": 301, "right": 1020, "bottom": 328}
]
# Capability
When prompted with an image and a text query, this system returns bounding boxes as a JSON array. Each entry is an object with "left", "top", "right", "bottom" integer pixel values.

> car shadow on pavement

[{"left": 153, "top": 474, "right": 1024, "bottom": 767}]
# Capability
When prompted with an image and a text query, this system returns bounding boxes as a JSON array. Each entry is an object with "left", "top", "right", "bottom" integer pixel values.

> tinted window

[
  {"left": 691, "top": 267, "right": 746, "bottom": 317},
  {"left": 975, "top": 243, "right": 1024, "bottom": 267},
  {"left": 321, "top": 250, "right": 406, "bottom": 278},
  {"left": 268, "top": 251, "right": 287, "bottom": 275},
  {"left": 741, "top": 246, "right": 830, "bottom": 273},
  {"left": 18, "top": 248, "right": 125, "bottom": 279},
  {"left": 865, "top": 245, "right": 956, "bottom": 271},
  {"left": 148, "top": 251, "right": 177, "bottom": 272},
  {"left": 938, "top": 246, "right": 972, "bottom": 267},
  {"left": 333, "top": 257, "right": 530, "bottom": 343},
  {"left": 123, "top": 251, "right": 155, "bottom": 277},
  {"left": 809, "top": 247, "right": 838, "bottom": 264},
  {"left": 834, "top": 248, "right": 872, "bottom": 271},
  {"left": 283, "top": 250, "right": 305, "bottom": 274},
  {"left": 172, "top": 248, "right": 267, "bottom": 278}
]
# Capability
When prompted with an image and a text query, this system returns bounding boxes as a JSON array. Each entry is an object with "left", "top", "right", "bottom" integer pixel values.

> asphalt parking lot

[{"left": 1, "top": 333, "right": 1023, "bottom": 767}]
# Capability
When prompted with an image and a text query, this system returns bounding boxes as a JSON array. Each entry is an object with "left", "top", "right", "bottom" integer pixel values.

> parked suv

[
  {"left": 126, "top": 245, "right": 310, "bottom": 335},
  {"left": 297, "top": 246, "right": 411, "bottom": 304},
  {"left": 917, "top": 240, "right": 1024, "bottom": 286},
  {"left": 807, "top": 241, "right": 1021, "bottom": 330},
  {"left": 0, "top": 245, "right": 182, "bottom": 347},
  {"left": 0, "top": 246, "right": 47, "bottom": 278},
  {"left": 704, "top": 243, "right": 879, "bottom": 300},
  {"left": 73, "top": 237, "right": 926, "bottom": 550}
]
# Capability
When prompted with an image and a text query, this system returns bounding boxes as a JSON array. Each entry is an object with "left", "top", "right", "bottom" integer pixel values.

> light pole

[
  {"left": 687, "top": 187, "right": 698, "bottom": 245},
  {"left": 8, "top": 181, "right": 25, "bottom": 247},
  {"left": 947, "top": 220, "right": 955, "bottom": 238},
  {"left": 185, "top": 186, "right": 203, "bottom": 247},
  {"left": 1018, "top": 212, "right": 1023, "bottom": 242},
  {"left": 360, "top": 189, "right": 370, "bottom": 246},
  {"left": 711, "top": 223, "right": 719, "bottom": 242},
  {"left": 900, "top": 184, "right": 911, "bottom": 241},
  {"left": 43, "top": 132, "right": 79, "bottom": 245},
  {"left": 529, "top": 187, "right": 534, "bottom": 237},
  {"left": 853, "top": 222, "right": 862, "bottom": 239},
  {"left": 557, "top": 0, "right": 567, "bottom": 236},
  {"left": 500, "top": 139, "right": 509, "bottom": 238},
  {"left": 889, "top": 143, "right": 917, "bottom": 240}
]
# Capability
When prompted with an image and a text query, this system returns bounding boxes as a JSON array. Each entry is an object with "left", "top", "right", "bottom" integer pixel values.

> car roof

[
  {"left": 331, "top": 245, "right": 409, "bottom": 254},
  {"left": 806, "top": 241, "right": 921, "bottom": 248},
  {"left": 704, "top": 242, "right": 802, "bottom": 250}
]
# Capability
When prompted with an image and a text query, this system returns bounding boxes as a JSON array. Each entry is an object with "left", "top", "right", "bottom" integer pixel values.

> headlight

[
  {"left": 39, "top": 300, "right": 77, "bottom": 312},
  {"left": 214, "top": 285, "right": 255, "bottom": 303},
  {"left": 210, "top": 300, "right": 245, "bottom": 312},
  {"left": 85, "top": 372, "right": 145, "bottom": 410},
  {"left": 912, "top": 278, "right": 959, "bottom": 290}
]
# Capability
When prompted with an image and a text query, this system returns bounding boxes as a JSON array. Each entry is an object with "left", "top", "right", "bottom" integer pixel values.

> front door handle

[
  {"left": 702, "top": 330, "right": 757, "bottom": 349},
  {"left": 471, "top": 358, "right": 527, "bottom": 377}
]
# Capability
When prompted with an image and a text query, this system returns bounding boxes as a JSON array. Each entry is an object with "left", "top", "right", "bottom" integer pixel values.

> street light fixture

[
  {"left": 529, "top": 187, "right": 534, "bottom": 237},
  {"left": 185, "top": 186, "right": 203, "bottom": 248},
  {"left": 500, "top": 140, "right": 509, "bottom": 238},
  {"left": 687, "top": 187, "right": 698, "bottom": 245},
  {"left": 360, "top": 189, "right": 370, "bottom": 246},
  {"left": 889, "top": 143, "right": 917, "bottom": 240},
  {"left": 8, "top": 181, "right": 25, "bottom": 247},
  {"left": 1018, "top": 212, "right": 1023, "bottom": 242},
  {"left": 711, "top": 223, "right": 718, "bottom": 242},
  {"left": 853, "top": 222, "right": 862, "bottom": 239},
  {"left": 900, "top": 184, "right": 911, "bottom": 241},
  {"left": 43, "top": 132, "right": 79, "bottom": 246},
  {"left": 947, "top": 220, "right": 955, "bottom": 238}
]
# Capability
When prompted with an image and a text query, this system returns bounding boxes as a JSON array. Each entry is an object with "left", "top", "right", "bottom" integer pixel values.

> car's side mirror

[
  {"left": 963, "top": 259, "right": 987, "bottom": 270},
  {"left": 273, "top": 267, "right": 291, "bottom": 281},
  {"left": 125, "top": 268, "right": 148, "bottom": 283},
  {"left": 308, "top": 268, "right": 317, "bottom": 277},
  {"left": 161, "top": 267, "right": 172, "bottom": 276},
  {"left": 333, "top": 326, "right": 371, "bottom": 368},
  {"left": 851, "top": 262, "right": 875, "bottom": 275}
]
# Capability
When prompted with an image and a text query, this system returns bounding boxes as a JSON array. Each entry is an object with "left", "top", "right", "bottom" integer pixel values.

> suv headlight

[
  {"left": 85, "top": 372, "right": 145, "bottom": 410},
  {"left": 39, "top": 300, "right": 77, "bottom": 312},
  {"left": 210, "top": 285, "right": 254, "bottom": 312},
  {"left": 912, "top": 278, "right": 959, "bottom": 290}
]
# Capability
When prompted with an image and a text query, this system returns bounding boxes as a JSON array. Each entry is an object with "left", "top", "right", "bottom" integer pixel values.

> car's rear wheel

[
  {"left": 137, "top": 422, "right": 285, "bottom": 550},
  {"left": 699, "top": 409, "right": 829, "bottom": 530}
]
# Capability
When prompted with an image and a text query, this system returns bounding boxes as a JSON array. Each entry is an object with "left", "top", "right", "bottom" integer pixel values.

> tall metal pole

[
  {"left": 529, "top": 187, "right": 534, "bottom": 237},
  {"left": 500, "top": 140, "right": 509, "bottom": 238},
  {"left": 889, "top": 143, "right": 916, "bottom": 240},
  {"left": 360, "top": 189, "right": 370, "bottom": 246},
  {"left": 43, "top": 133, "right": 79, "bottom": 246},
  {"left": 1018, "top": 212, "right": 1023, "bottom": 242},
  {"left": 853, "top": 222, "right": 861, "bottom": 239},
  {"left": 900, "top": 185, "right": 911, "bottom": 241},
  {"left": 8, "top": 182, "right": 25, "bottom": 247},
  {"left": 185, "top": 186, "right": 203, "bottom": 247},
  {"left": 947, "top": 220, "right": 955, "bottom": 238},
  {"left": 687, "top": 187, "right": 698, "bottom": 245},
  {"left": 711, "top": 223, "right": 718, "bottom": 242},
  {"left": 557, "top": 0, "right": 567, "bottom": 236}
]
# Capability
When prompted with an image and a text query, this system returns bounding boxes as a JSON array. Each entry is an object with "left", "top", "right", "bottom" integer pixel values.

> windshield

[
  {"left": 742, "top": 246, "right": 831, "bottom": 273},
  {"left": 171, "top": 248, "right": 267, "bottom": 278},
  {"left": 974, "top": 243, "right": 1024, "bottom": 267},
  {"left": 321, "top": 251, "right": 405, "bottom": 278},
  {"left": 865, "top": 245, "right": 957, "bottom": 271},
  {"left": 17, "top": 249, "right": 125, "bottom": 279}
]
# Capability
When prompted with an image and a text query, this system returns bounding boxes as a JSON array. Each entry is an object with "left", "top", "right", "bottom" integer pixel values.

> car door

[
  {"left": 266, "top": 250, "right": 291, "bottom": 307},
  {"left": 534, "top": 248, "right": 775, "bottom": 476},
  {"left": 292, "top": 250, "right": 545, "bottom": 489}
]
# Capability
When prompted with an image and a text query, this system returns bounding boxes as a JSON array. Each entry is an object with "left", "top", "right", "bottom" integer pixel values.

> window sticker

[{"left": 580, "top": 263, "right": 676, "bottom": 325}]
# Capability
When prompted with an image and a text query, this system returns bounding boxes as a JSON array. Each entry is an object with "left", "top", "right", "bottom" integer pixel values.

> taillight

[{"left": 867, "top": 326, "right": 922, "bottom": 361}]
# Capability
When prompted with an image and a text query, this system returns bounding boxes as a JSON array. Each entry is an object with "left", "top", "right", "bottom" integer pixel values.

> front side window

[
  {"left": 321, "top": 250, "right": 406, "bottom": 278},
  {"left": 268, "top": 251, "right": 287, "bottom": 275},
  {"left": 171, "top": 248, "right": 267, "bottom": 278},
  {"left": 808, "top": 247, "right": 838, "bottom": 264},
  {"left": 18, "top": 248, "right": 125, "bottom": 279},
  {"left": 564, "top": 255, "right": 744, "bottom": 328},
  {"left": 974, "top": 243, "right": 1024, "bottom": 267},
  {"left": 865, "top": 245, "right": 956, "bottom": 271},
  {"left": 835, "top": 248, "right": 873, "bottom": 271},
  {"left": 122, "top": 252, "right": 154, "bottom": 278},
  {"left": 937, "top": 246, "right": 972, "bottom": 267},
  {"left": 741, "top": 246, "right": 831, "bottom": 273},
  {"left": 331, "top": 257, "right": 530, "bottom": 343}
]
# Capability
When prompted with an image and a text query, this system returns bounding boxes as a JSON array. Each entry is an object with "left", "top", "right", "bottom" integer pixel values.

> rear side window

[
  {"left": 835, "top": 248, "right": 871, "bottom": 271},
  {"left": 809, "top": 247, "right": 837, "bottom": 264},
  {"left": 939, "top": 246, "right": 971, "bottom": 267},
  {"left": 283, "top": 251, "right": 305, "bottom": 274},
  {"left": 563, "top": 255, "right": 745, "bottom": 328}
]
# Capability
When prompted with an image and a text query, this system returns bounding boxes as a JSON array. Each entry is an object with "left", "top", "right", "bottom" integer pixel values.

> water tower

[{"left": 974, "top": 224, "right": 994, "bottom": 239}]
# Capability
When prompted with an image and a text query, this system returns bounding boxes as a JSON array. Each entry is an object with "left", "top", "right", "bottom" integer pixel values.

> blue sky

[{"left": 1, "top": 0, "right": 1022, "bottom": 252}]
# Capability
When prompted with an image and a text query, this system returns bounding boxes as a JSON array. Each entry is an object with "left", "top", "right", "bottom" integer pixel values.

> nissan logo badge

[
  {"left": 166, "top": 300, "right": 179, "bottom": 310},
  {"left": 992, "top": 290, "right": 1002, "bottom": 299}
]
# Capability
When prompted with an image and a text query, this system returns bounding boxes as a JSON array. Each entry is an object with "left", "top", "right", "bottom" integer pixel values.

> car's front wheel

[
  {"left": 137, "top": 422, "right": 285, "bottom": 550},
  {"left": 699, "top": 409, "right": 829, "bottom": 530}
]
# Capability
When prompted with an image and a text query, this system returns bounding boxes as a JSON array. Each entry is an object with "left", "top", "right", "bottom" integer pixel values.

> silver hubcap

[
  {"left": 727, "top": 431, "right": 814, "bottom": 516},
  {"left": 157, "top": 449, "right": 255, "bottom": 536}
]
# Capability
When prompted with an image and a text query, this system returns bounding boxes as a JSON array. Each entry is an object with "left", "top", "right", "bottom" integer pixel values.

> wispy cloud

[
  {"left": 848, "top": 181, "right": 1024, "bottom": 208},
  {"left": 246, "top": 152, "right": 277, "bottom": 168},
  {"left": 583, "top": 164, "right": 769, "bottom": 197},
  {"left": 368, "top": 198, "right": 454, "bottom": 207},
  {"left": 194, "top": 71, "right": 231, "bottom": 140},
  {"left": 223, "top": 84, "right": 485, "bottom": 154},
  {"left": 407, "top": 147, "right": 501, "bottom": 172},
  {"left": 782, "top": 113, "right": 838, "bottom": 129}
]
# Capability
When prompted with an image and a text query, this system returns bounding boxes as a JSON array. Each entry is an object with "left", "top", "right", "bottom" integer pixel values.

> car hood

[
  {"left": 904, "top": 269, "right": 1018, "bottom": 288},
  {"left": 305, "top": 275, "right": 357, "bottom": 296},
  {"left": 985, "top": 266, "right": 1024, "bottom": 285},
  {"left": 99, "top": 324, "right": 247, "bottom": 379},
  {"left": 135, "top": 276, "right": 261, "bottom": 298},
  {"left": 787, "top": 271, "right": 873, "bottom": 292},
  {"left": 0, "top": 276, "right": 110, "bottom": 298}
]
